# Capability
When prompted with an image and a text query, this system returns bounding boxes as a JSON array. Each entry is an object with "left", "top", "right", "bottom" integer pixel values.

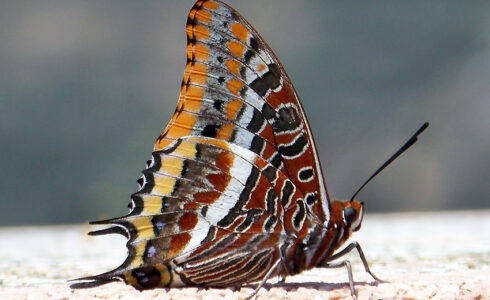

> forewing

[{"left": 155, "top": 0, "right": 330, "bottom": 222}]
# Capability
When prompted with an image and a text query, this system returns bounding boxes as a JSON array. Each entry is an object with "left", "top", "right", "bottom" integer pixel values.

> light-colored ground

[{"left": 0, "top": 211, "right": 489, "bottom": 299}]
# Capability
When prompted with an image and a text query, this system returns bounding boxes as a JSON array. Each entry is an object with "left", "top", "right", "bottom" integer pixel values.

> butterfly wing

[
  {"left": 156, "top": 0, "right": 331, "bottom": 224},
  {"left": 76, "top": 0, "right": 331, "bottom": 289}
]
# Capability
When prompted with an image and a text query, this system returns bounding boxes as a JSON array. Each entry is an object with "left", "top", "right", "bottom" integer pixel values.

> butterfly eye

[{"left": 343, "top": 206, "right": 358, "bottom": 225}]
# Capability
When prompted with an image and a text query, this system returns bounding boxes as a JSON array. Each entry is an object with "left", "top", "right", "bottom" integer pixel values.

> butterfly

[{"left": 72, "top": 1, "right": 428, "bottom": 298}]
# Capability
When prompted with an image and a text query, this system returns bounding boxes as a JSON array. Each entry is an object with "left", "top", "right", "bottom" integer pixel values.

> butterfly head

[
  {"left": 330, "top": 199, "right": 364, "bottom": 235},
  {"left": 343, "top": 199, "right": 364, "bottom": 232}
]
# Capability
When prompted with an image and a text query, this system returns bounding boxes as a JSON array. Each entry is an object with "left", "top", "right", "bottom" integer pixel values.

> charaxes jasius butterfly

[{"left": 73, "top": 0, "right": 428, "bottom": 298}]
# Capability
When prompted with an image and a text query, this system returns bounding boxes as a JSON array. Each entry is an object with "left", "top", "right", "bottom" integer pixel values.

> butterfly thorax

[{"left": 281, "top": 199, "right": 364, "bottom": 276}]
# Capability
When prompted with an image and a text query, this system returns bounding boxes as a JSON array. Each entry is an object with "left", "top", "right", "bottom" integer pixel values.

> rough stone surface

[{"left": 0, "top": 211, "right": 488, "bottom": 299}]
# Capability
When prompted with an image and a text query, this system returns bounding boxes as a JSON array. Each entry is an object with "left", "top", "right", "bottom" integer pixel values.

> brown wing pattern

[{"left": 75, "top": 0, "right": 331, "bottom": 289}]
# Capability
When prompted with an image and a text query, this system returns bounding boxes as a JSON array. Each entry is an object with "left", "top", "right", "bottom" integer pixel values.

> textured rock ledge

[{"left": 1, "top": 210, "right": 488, "bottom": 299}]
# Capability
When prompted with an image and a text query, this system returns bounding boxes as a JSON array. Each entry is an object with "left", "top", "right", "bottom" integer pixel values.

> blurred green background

[{"left": 1, "top": 0, "right": 489, "bottom": 226}]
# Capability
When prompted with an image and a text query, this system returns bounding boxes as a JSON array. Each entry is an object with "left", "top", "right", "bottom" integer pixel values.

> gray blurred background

[{"left": 1, "top": 0, "right": 489, "bottom": 226}]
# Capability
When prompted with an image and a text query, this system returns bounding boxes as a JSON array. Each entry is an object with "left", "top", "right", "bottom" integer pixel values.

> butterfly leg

[
  {"left": 322, "top": 259, "right": 357, "bottom": 300},
  {"left": 246, "top": 259, "right": 281, "bottom": 300},
  {"left": 277, "top": 260, "right": 291, "bottom": 283},
  {"left": 319, "top": 241, "right": 386, "bottom": 299},
  {"left": 326, "top": 241, "right": 386, "bottom": 283}
]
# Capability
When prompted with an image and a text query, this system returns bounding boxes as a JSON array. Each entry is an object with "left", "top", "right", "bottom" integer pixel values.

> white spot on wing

[{"left": 147, "top": 246, "right": 157, "bottom": 258}]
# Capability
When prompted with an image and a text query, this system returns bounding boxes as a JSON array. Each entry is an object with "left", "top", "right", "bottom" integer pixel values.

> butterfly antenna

[{"left": 349, "top": 122, "right": 429, "bottom": 202}]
